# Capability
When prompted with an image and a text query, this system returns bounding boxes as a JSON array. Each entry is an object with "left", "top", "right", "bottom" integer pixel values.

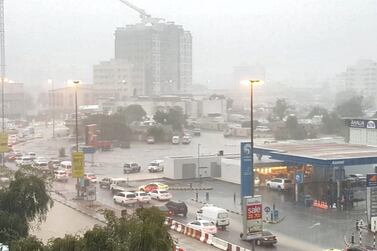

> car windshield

[
  {"left": 126, "top": 194, "right": 136, "bottom": 198},
  {"left": 159, "top": 190, "right": 168, "bottom": 194},
  {"left": 139, "top": 192, "right": 147, "bottom": 196},
  {"left": 202, "top": 222, "right": 213, "bottom": 227},
  {"left": 150, "top": 163, "right": 158, "bottom": 166},
  {"left": 218, "top": 212, "right": 228, "bottom": 219}
]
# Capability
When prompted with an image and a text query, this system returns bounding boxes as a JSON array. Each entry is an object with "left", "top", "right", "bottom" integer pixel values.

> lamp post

[
  {"left": 48, "top": 79, "right": 55, "bottom": 138},
  {"left": 197, "top": 143, "right": 201, "bottom": 183},
  {"left": 73, "top": 80, "right": 80, "bottom": 197},
  {"left": 248, "top": 79, "right": 261, "bottom": 196}
]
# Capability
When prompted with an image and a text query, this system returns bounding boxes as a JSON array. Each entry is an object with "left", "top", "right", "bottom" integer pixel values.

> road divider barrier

[
  {"left": 165, "top": 217, "right": 252, "bottom": 251},
  {"left": 170, "top": 187, "right": 213, "bottom": 191}
]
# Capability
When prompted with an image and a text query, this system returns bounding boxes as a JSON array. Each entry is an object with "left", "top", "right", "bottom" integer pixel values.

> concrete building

[
  {"left": 164, "top": 155, "right": 221, "bottom": 180},
  {"left": 343, "top": 60, "right": 377, "bottom": 95},
  {"left": 115, "top": 20, "right": 192, "bottom": 95},
  {"left": 345, "top": 118, "right": 377, "bottom": 146},
  {"left": 1, "top": 82, "right": 25, "bottom": 119},
  {"left": 93, "top": 59, "right": 145, "bottom": 98}
]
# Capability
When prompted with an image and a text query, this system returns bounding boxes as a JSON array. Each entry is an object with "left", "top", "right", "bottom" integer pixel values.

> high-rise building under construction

[{"left": 114, "top": 20, "right": 192, "bottom": 96}]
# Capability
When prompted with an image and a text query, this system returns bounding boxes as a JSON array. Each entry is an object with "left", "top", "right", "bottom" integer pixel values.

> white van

[
  {"left": 60, "top": 161, "right": 72, "bottom": 176},
  {"left": 147, "top": 160, "right": 164, "bottom": 173},
  {"left": 172, "top": 136, "right": 180, "bottom": 144},
  {"left": 196, "top": 205, "right": 230, "bottom": 229}
]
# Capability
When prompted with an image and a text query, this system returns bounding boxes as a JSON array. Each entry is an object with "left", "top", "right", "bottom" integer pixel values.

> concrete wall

[
  {"left": 221, "top": 158, "right": 240, "bottom": 183},
  {"left": 350, "top": 127, "right": 377, "bottom": 146},
  {"left": 164, "top": 155, "right": 220, "bottom": 179}
]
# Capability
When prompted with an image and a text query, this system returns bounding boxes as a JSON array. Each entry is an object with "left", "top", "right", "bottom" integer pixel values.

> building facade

[
  {"left": 114, "top": 20, "right": 192, "bottom": 96},
  {"left": 0, "top": 82, "right": 25, "bottom": 119},
  {"left": 346, "top": 118, "right": 377, "bottom": 146},
  {"left": 343, "top": 60, "right": 377, "bottom": 95},
  {"left": 93, "top": 59, "right": 145, "bottom": 98}
]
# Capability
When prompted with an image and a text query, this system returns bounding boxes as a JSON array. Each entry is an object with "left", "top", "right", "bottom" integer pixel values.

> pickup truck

[
  {"left": 99, "top": 177, "right": 112, "bottom": 189},
  {"left": 110, "top": 178, "right": 130, "bottom": 194},
  {"left": 123, "top": 162, "right": 141, "bottom": 174}
]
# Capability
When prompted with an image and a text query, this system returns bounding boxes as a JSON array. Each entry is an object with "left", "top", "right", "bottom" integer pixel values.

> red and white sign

[
  {"left": 243, "top": 195, "right": 263, "bottom": 234},
  {"left": 246, "top": 204, "right": 262, "bottom": 220}
]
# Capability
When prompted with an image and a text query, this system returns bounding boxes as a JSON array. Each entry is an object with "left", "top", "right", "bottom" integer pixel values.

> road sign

[
  {"left": 295, "top": 171, "right": 304, "bottom": 184},
  {"left": 264, "top": 206, "right": 271, "bottom": 213},
  {"left": 0, "top": 133, "right": 8, "bottom": 153},
  {"left": 81, "top": 146, "right": 96, "bottom": 154},
  {"left": 72, "top": 152, "right": 84, "bottom": 178},
  {"left": 243, "top": 195, "right": 263, "bottom": 238},
  {"left": 240, "top": 142, "right": 253, "bottom": 198}
]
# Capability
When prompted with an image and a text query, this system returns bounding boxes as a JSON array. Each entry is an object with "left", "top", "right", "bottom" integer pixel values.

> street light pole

[
  {"left": 197, "top": 143, "right": 201, "bottom": 183},
  {"left": 73, "top": 80, "right": 80, "bottom": 197},
  {"left": 249, "top": 81, "right": 254, "bottom": 197}
]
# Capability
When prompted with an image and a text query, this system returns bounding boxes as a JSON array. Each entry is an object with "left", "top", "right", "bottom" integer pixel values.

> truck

[
  {"left": 110, "top": 178, "right": 130, "bottom": 194},
  {"left": 196, "top": 204, "right": 230, "bottom": 230},
  {"left": 123, "top": 162, "right": 141, "bottom": 174}
]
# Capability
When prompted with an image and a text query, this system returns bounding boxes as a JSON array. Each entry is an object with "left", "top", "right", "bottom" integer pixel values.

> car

[
  {"left": 27, "top": 152, "right": 37, "bottom": 160},
  {"left": 255, "top": 231, "right": 277, "bottom": 246},
  {"left": 266, "top": 178, "right": 292, "bottom": 191},
  {"left": 149, "top": 189, "right": 172, "bottom": 201},
  {"left": 255, "top": 126, "right": 271, "bottom": 132},
  {"left": 113, "top": 192, "right": 137, "bottom": 205},
  {"left": 134, "top": 191, "right": 151, "bottom": 203},
  {"left": 5, "top": 152, "right": 17, "bottom": 161},
  {"left": 16, "top": 156, "right": 33, "bottom": 167},
  {"left": 146, "top": 136, "right": 155, "bottom": 144},
  {"left": 158, "top": 205, "right": 174, "bottom": 216},
  {"left": 84, "top": 173, "right": 97, "bottom": 183},
  {"left": 35, "top": 133, "right": 43, "bottom": 138},
  {"left": 172, "top": 136, "right": 180, "bottom": 144},
  {"left": 60, "top": 161, "right": 72, "bottom": 176},
  {"left": 48, "top": 159, "right": 61, "bottom": 169},
  {"left": 110, "top": 178, "right": 129, "bottom": 194},
  {"left": 54, "top": 170, "right": 68, "bottom": 182},
  {"left": 181, "top": 135, "right": 191, "bottom": 144},
  {"left": 147, "top": 160, "right": 164, "bottom": 173},
  {"left": 99, "top": 177, "right": 112, "bottom": 189},
  {"left": 187, "top": 220, "right": 217, "bottom": 234},
  {"left": 33, "top": 157, "right": 48, "bottom": 167},
  {"left": 138, "top": 182, "right": 169, "bottom": 192},
  {"left": 347, "top": 174, "right": 367, "bottom": 181},
  {"left": 193, "top": 128, "right": 201, "bottom": 136},
  {"left": 123, "top": 162, "right": 141, "bottom": 174},
  {"left": 165, "top": 201, "right": 188, "bottom": 217}
]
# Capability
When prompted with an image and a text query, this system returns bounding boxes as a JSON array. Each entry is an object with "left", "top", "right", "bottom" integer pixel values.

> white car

[
  {"left": 266, "top": 178, "right": 292, "bottom": 191},
  {"left": 255, "top": 176, "right": 260, "bottom": 187},
  {"left": 27, "top": 152, "right": 37, "bottom": 160},
  {"left": 54, "top": 170, "right": 68, "bottom": 182},
  {"left": 134, "top": 191, "right": 151, "bottom": 203},
  {"left": 113, "top": 192, "right": 138, "bottom": 205},
  {"left": 182, "top": 135, "right": 191, "bottom": 144},
  {"left": 172, "top": 136, "right": 180, "bottom": 144},
  {"left": 147, "top": 160, "right": 164, "bottom": 173},
  {"left": 33, "top": 157, "right": 48, "bottom": 167},
  {"left": 16, "top": 156, "right": 33, "bottom": 167},
  {"left": 149, "top": 189, "right": 172, "bottom": 201},
  {"left": 187, "top": 220, "right": 217, "bottom": 234},
  {"left": 84, "top": 173, "right": 97, "bottom": 183}
]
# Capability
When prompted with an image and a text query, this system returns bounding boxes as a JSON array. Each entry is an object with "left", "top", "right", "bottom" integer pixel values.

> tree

[
  {"left": 153, "top": 110, "right": 168, "bottom": 125},
  {"left": 11, "top": 236, "right": 44, "bottom": 251},
  {"left": 47, "top": 234, "right": 84, "bottom": 251},
  {"left": 147, "top": 126, "right": 165, "bottom": 142},
  {"left": 322, "top": 112, "right": 345, "bottom": 135},
  {"left": 0, "top": 170, "right": 52, "bottom": 244},
  {"left": 118, "top": 104, "right": 147, "bottom": 124},
  {"left": 272, "top": 99, "right": 288, "bottom": 120},
  {"left": 166, "top": 106, "right": 186, "bottom": 132},
  {"left": 336, "top": 96, "right": 364, "bottom": 117},
  {"left": 307, "top": 106, "right": 328, "bottom": 118}
]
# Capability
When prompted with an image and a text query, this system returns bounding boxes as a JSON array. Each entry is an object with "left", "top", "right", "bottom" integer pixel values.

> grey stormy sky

[{"left": 5, "top": 0, "right": 377, "bottom": 89}]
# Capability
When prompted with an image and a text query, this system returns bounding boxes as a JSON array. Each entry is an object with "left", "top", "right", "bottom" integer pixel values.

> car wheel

[
  {"left": 255, "top": 240, "right": 261, "bottom": 246},
  {"left": 113, "top": 199, "right": 117, "bottom": 204},
  {"left": 278, "top": 186, "right": 282, "bottom": 191},
  {"left": 267, "top": 184, "right": 271, "bottom": 189}
]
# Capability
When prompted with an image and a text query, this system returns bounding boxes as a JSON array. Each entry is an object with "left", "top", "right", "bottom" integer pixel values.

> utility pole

[
  {"left": 73, "top": 80, "right": 80, "bottom": 197},
  {"left": 0, "top": 0, "right": 6, "bottom": 167}
]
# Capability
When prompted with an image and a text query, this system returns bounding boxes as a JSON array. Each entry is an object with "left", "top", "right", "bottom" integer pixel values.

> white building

[
  {"left": 164, "top": 155, "right": 221, "bottom": 179},
  {"left": 343, "top": 60, "right": 377, "bottom": 95},
  {"left": 93, "top": 59, "right": 145, "bottom": 98},
  {"left": 346, "top": 118, "right": 377, "bottom": 146}
]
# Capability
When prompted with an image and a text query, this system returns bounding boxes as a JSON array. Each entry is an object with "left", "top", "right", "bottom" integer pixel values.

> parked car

[
  {"left": 113, "top": 192, "right": 137, "bottom": 205},
  {"left": 147, "top": 160, "right": 164, "bottom": 173},
  {"left": 134, "top": 191, "right": 151, "bottom": 203},
  {"left": 123, "top": 162, "right": 141, "bottom": 174},
  {"left": 193, "top": 128, "right": 201, "bottom": 136},
  {"left": 27, "top": 152, "right": 37, "bottom": 160},
  {"left": 48, "top": 158, "right": 61, "bottom": 169},
  {"left": 99, "top": 177, "right": 112, "bottom": 189},
  {"left": 110, "top": 178, "right": 129, "bottom": 194},
  {"left": 33, "top": 157, "right": 48, "bottom": 167},
  {"left": 182, "top": 135, "right": 192, "bottom": 145},
  {"left": 346, "top": 174, "right": 366, "bottom": 181},
  {"left": 196, "top": 205, "right": 230, "bottom": 229},
  {"left": 60, "top": 161, "right": 72, "bottom": 176},
  {"left": 16, "top": 156, "right": 33, "bottom": 167},
  {"left": 138, "top": 182, "right": 169, "bottom": 192},
  {"left": 172, "top": 136, "right": 180, "bottom": 144},
  {"left": 146, "top": 136, "right": 155, "bottom": 144},
  {"left": 165, "top": 201, "right": 188, "bottom": 217},
  {"left": 255, "top": 176, "right": 260, "bottom": 187},
  {"left": 187, "top": 220, "right": 217, "bottom": 234},
  {"left": 266, "top": 178, "right": 292, "bottom": 191},
  {"left": 84, "top": 173, "right": 97, "bottom": 183},
  {"left": 149, "top": 189, "right": 172, "bottom": 201},
  {"left": 5, "top": 152, "right": 17, "bottom": 161},
  {"left": 54, "top": 170, "right": 68, "bottom": 182}
]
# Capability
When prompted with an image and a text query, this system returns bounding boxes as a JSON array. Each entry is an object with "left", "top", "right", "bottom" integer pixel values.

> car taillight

[{"left": 168, "top": 211, "right": 173, "bottom": 216}]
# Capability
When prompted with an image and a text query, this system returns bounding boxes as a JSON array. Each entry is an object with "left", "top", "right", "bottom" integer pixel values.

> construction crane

[{"left": 118, "top": 0, "right": 152, "bottom": 21}]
